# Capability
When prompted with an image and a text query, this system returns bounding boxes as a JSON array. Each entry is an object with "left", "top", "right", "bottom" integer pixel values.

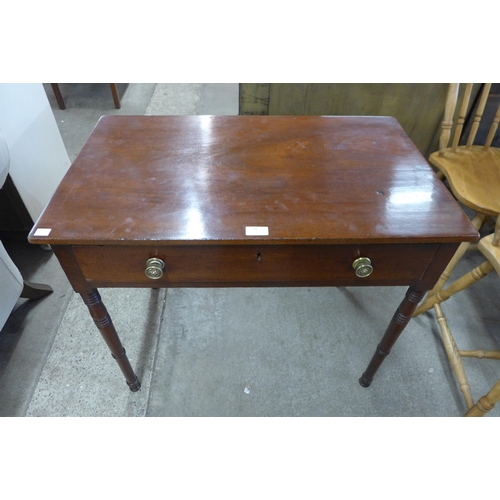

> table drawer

[{"left": 73, "top": 243, "right": 439, "bottom": 287}]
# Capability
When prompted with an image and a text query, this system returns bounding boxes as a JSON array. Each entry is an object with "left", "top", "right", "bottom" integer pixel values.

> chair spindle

[
  {"left": 451, "top": 83, "right": 473, "bottom": 152},
  {"left": 459, "top": 350, "right": 500, "bottom": 360},
  {"left": 465, "top": 379, "right": 500, "bottom": 416},
  {"left": 466, "top": 83, "right": 492, "bottom": 149},
  {"left": 484, "top": 103, "right": 500, "bottom": 150},
  {"left": 439, "top": 83, "right": 459, "bottom": 157},
  {"left": 434, "top": 303, "right": 474, "bottom": 409},
  {"left": 492, "top": 215, "right": 500, "bottom": 247}
]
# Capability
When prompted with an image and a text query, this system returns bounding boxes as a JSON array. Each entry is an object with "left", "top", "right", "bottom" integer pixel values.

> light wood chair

[{"left": 412, "top": 83, "right": 500, "bottom": 416}]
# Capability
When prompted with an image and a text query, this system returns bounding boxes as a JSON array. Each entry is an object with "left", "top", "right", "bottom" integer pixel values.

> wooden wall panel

[
  {"left": 240, "top": 83, "right": 482, "bottom": 157},
  {"left": 238, "top": 83, "right": 270, "bottom": 116}
]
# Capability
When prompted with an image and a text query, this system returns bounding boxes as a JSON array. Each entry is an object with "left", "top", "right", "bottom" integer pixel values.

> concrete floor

[{"left": 1, "top": 83, "right": 499, "bottom": 417}]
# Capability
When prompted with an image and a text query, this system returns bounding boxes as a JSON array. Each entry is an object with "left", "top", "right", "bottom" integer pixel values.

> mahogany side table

[{"left": 29, "top": 115, "right": 478, "bottom": 392}]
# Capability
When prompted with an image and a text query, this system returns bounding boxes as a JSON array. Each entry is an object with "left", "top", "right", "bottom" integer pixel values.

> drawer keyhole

[{"left": 256, "top": 253, "right": 262, "bottom": 261}]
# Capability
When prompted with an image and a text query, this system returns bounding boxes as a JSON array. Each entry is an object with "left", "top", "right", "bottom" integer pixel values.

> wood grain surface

[
  {"left": 72, "top": 243, "right": 439, "bottom": 288},
  {"left": 29, "top": 115, "right": 478, "bottom": 246}
]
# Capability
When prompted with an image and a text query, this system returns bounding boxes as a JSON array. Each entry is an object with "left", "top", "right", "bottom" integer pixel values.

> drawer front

[{"left": 73, "top": 243, "right": 439, "bottom": 287}]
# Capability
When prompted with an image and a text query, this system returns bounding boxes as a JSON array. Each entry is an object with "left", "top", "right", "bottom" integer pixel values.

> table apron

[{"left": 72, "top": 243, "right": 440, "bottom": 288}]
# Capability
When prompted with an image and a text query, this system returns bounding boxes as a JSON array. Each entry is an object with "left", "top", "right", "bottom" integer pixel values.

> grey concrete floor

[{"left": 1, "top": 83, "right": 499, "bottom": 417}]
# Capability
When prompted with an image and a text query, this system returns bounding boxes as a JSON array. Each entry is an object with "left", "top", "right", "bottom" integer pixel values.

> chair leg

[
  {"left": 459, "top": 349, "right": 500, "bottom": 360},
  {"left": 426, "top": 241, "right": 474, "bottom": 297},
  {"left": 425, "top": 213, "right": 485, "bottom": 300},
  {"left": 434, "top": 304, "right": 474, "bottom": 409},
  {"left": 50, "top": 83, "right": 66, "bottom": 110},
  {"left": 465, "top": 378, "right": 500, "bottom": 417},
  {"left": 413, "top": 259, "right": 494, "bottom": 316},
  {"left": 110, "top": 84, "right": 121, "bottom": 109},
  {"left": 20, "top": 280, "right": 53, "bottom": 300},
  {"left": 413, "top": 213, "right": 485, "bottom": 318}
]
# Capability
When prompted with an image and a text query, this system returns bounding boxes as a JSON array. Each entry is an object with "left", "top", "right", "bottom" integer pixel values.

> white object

[
  {"left": 0, "top": 133, "right": 23, "bottom": 331},
  {"left": 0, "top": 83, "right": 70, "bottom": 222},
  {"left": 0, "top": 131, "right": 8, "bottom": 188},
  {"left": 33, "top": 228, "right": 52, "bottom": 236},
  {"left": 245, "top": 226, "right": 269, "bottom": 236},
  {"left": 0, "top": 241, "right": 23, "bottom": 330}
]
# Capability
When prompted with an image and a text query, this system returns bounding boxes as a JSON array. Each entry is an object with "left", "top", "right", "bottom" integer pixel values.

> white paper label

[
  {"left": 245, "top": 226, "right": 269, "bottom": 236},
  {"left": 34, "top": 228, "right": 52, "bottom": 236}
]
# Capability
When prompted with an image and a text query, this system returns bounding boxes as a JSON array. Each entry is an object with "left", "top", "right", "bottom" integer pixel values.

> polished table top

[{"left": 30, "top": 115, "right": 477, "bottom": 247}]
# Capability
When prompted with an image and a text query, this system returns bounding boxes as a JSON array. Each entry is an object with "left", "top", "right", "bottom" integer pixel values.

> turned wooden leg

[
  {"left": 50, "top": 83, "right": 66, "bottom": 110},
  {"left": 426, "top": 241, "right": 474, "bottom": 298},
  {"left": 413, "top": 260, "right": 494, "bottom": 316},
  {"left": 20, "top": 280, "right": 53, "bottom": 300},
  {"left": 465, "top": 378, "right": 500, "bottom": 417},
  {"left": 360, "top": 286, "right": 425, "bottom": 387},
  {"left": 434, "top": 303, "right": 474, "bottom": 409},
  {"left": 460, "top": 350, "right": 500, "bottom": 360},
  {"left": 110, "top": 83, "right": 121, "bottom": 109},
  {"left": 81, "top": 289, "right": 140, "bottom": 392},
  {"left": 415, "top": 213, "right": 485, "bottom": 312}
]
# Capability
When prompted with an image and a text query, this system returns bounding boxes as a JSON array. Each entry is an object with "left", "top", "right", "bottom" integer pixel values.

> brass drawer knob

[
  {"left": 352, "top": 257, "right": 373, "bottom": 278},
  {"left": 145, "top": 258, "right": 165, "bottom": 279}
]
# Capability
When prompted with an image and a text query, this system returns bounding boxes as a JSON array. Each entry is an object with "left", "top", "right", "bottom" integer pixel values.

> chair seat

[{"left": 429, "top": 146, "right": 500, "bottom": 216}]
